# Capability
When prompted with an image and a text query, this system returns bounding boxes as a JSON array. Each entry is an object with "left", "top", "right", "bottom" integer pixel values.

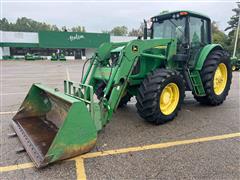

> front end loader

[{"left": 11, "top": 10, "right": 232, "bottom": 168}]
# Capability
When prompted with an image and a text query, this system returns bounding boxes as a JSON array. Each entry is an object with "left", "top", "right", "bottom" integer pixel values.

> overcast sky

[{"left": 1, "top": 0, "right": 238, "bottom": 32}]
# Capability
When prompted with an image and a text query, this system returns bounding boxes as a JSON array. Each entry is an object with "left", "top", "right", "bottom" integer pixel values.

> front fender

[{"left": 195, "top": 44, "right": 223, "bottom": 70}]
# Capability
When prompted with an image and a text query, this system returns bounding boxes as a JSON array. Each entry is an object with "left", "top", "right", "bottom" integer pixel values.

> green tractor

[
  {"left": 231, "top": 56, "right": 240, "bottom": 71},
  {"left": 50, "top": 53, "right": 58, "bottom": 61},
  {"left": 51, "top": 52, "right": 66, "bottom": 61},
  {"left": 12, "top": 11, "right": 232, "bottom": 168},
  {"left": 25, "top": 53, "right": 44, "bottom": 61},
  {"left": 59, "top": 53, "right": 66, "bottom": 61}
]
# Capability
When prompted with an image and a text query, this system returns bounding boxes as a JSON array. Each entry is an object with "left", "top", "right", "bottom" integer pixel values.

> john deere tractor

[{"left": 12, "top": 11, "right": 232, "bottom": 168}]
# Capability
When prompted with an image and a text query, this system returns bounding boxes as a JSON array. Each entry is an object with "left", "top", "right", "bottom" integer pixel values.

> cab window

[
  {"left": 189, "top": 17, "right": 209, "bottom": 47},
  {"left": 153, "top": 17, "right": 187, "bottom": 45}
]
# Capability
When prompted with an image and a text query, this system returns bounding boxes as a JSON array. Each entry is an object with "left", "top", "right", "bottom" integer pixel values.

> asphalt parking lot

[{"left": 0, "top": 60, "right": 239, "bottom": 180}]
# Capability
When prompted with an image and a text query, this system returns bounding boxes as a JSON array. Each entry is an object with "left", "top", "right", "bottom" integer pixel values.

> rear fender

[{"left": 194, "top": 44, "right": 223, "bottom": 70}]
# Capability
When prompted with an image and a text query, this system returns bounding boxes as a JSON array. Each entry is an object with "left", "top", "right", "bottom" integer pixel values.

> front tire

[
  {"left": 136, "top": 69, "right": 185, "bottom": 125},
  {"left": 194, "top": 50, "right": 232, "bottom": 105}
]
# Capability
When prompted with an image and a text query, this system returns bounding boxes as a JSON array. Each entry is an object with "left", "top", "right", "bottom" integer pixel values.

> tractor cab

[{"left": 148, "top": 11, "right": 212, "bottom": 67}]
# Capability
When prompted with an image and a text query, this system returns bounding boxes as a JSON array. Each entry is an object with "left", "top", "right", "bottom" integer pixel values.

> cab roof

[{"left": 152, "top": 10, "right": 210, "bottom": 20}]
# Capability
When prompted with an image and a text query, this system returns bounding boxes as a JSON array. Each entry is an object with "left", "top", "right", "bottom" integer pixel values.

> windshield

[{"left": 152, "top": 17, "right": 186, "bottom": 43}]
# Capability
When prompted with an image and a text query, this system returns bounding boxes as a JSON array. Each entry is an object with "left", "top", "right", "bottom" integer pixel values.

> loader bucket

[{"left": 12, "top": 83, "right": 97, "bottom": 168}]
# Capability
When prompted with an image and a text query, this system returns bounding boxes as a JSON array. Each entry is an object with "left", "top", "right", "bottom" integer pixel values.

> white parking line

[
  {"left": 0, "top": 92, "right": 26, "bottom": 96},
  {"left": 2, "top": 83, "right": 63, "bottom": 88},
  {"left": 0, "top": 111, "right": 17, "bottom": 115},
  {"left": 66, "top": 67, "right": 70, "bottom": 80}
]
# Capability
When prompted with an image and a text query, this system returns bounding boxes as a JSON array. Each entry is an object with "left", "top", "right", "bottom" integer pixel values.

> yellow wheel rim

[
  {"left": 232, "top": 65, "right": 236, "bottom": 71},
  {"left": 159, "top": 83, "right": 180, "bottom": 115},
  {"left": 213, "top": 63, "right": 228, "bottom": 95}
]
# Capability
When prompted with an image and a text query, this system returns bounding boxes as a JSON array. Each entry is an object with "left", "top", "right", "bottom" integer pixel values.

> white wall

[
  {"left": 0, "top": 31, "right": 38, "bottom": 43},
  {"left": 0, "top": 32, "right": 137, "bottom": 60},
  {"left": 0, "top": 47, "right": 11, "bottom": 59},
  {"left": 83, "top": 36, "right": 137, "bottom": 60},
  {"left": 3, "top": 47, "right": 10, "bottom": 56},
  {"left": 65, "top": 56, "right": 75, "bottom": 60},
  {"left": 85, "top": 48, "right": 96, "bottom": 59},
  {"left": 110, "top": 36, "right": 137, "bottom": 43}
]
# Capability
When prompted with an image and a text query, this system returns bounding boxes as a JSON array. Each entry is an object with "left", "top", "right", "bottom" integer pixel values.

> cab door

[{"left": 188, "top": 16, "right": 211, "bottom": 68}]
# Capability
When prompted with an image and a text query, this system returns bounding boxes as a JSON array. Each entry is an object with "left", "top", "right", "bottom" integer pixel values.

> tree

[
  {"left": 225, "top": 3, "right": 240, "bottom": 56},
  {"left": 82, "top": 26, "right": 86, "bottom": 32},
  {"left": 101, "top": 30, "right": 110, "bottom": 34},
  {"left": 61, "top": 26, "right": 68, "bottom": 32},
  {"left": 128, "top": 28, "right": 141, "bottom": 36},
  {"left": 0, "top": 18, "right": 10, "bottom": 30},
  {"left": 128, "top": 22, "right": 144, "bottom": 37},
  {"left": 110, "top": 26, "right": 128, "bottom": 36},
  {"left": 225, "top": 4, "right": 239, "bottom": 31},
  {"left": 212, "top": 21, "right": 228, "bottom": 45},
  {"left": 0, "top": 17, "right": 89, "bottom": 33},
  {"left": 51, "top": 25, "right": 59, "bottom": 31},
  {"left": 0, "top": 17, "right": 60, "bottom": 32},
  {"left": 71, "top": 26, "right": 86, "bottom": 32}
]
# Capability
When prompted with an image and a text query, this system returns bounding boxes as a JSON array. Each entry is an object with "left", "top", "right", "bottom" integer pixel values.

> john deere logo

[
  {"left": 69, "top": 34, "right": 85, "bottom": 41},
  {"left": 132, "top": 45, "right": 138, "bottom": 52}
]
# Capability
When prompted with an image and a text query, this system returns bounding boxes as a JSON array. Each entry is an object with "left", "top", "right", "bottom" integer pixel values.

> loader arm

[
  {"left": 11, "top": 38, "right": 176, "bottom": 168},
  {"left": 72, "top": 38, "right": 177, "bottom": 129}
]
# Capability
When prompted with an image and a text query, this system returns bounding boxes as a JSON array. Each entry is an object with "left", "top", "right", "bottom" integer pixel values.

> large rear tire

[
  {"left": 136, "top": 69, "right": 185, "bottom": 125},
  {"left": 194, "top": 50, "right": 232, "bottom": 105}
]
